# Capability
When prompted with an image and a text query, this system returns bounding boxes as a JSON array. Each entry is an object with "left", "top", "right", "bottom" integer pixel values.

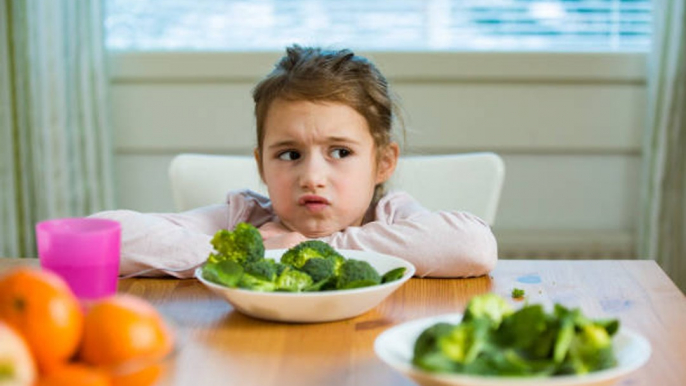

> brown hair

[{"left": 252, "top": 45, "right": 401, "bottom": 200}]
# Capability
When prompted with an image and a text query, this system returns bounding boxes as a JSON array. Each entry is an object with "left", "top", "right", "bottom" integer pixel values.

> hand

[{"left": 258, "top": 222, "right": 308, "bottom": 250}]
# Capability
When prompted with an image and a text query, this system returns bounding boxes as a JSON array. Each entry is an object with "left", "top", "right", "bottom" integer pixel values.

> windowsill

[{"left": 108, "top": 51, "right": 646, "bottom": 83}]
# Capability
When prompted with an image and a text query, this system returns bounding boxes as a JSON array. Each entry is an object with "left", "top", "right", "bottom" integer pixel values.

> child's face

[{"left": 256, "top": 99, "right": 397, "bottom": 238}]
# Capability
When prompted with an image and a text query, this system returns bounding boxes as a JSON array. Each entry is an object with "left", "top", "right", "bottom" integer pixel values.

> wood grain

[{"left": 1, "top": 258, "right": 683, "bottom": 386}]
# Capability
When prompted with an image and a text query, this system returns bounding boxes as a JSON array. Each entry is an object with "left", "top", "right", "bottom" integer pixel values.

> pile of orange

[{"left": 0, "top": 267, "right": 174, "bottom": 386}]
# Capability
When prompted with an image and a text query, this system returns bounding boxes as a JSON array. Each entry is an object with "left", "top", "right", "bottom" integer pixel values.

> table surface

[{"left": 1, "top": 258, "right": 684, "bottom": 386}]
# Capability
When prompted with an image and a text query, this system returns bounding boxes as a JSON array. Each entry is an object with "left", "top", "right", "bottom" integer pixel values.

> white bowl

[
  {"left": 195, "top": 249, "right": 415, "bottom": 323},
  {"left": 374, "top": 313, "right": 651, "bottom": 386}
]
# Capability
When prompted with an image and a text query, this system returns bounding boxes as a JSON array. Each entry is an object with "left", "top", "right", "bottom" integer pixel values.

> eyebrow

[
  {"left": 266, "top": 136, "right": 361, "bottom": 150},
  {"left": 266, "top": 140, "right": 298, "bottom": 150}
]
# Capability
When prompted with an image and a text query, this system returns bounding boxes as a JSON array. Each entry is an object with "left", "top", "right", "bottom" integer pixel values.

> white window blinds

[{"left": 105, "top": 0, "right": 651, "bottom": 52}]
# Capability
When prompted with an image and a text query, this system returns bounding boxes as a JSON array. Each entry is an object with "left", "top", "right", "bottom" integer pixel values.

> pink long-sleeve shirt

[{"left": 91, "top": 190, "right": 498, "bottom": 278}]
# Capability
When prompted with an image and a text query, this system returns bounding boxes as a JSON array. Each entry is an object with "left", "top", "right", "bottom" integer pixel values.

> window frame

[{"left": 109, "top": 51, "right": 646, "bottom": 83}]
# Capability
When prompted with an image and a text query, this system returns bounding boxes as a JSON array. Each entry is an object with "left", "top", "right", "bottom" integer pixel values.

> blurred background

[{"left": 2, "top": 0, "right": 684, "bottom": 290}]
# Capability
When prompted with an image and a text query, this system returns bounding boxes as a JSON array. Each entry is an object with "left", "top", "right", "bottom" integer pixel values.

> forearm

[
  {"left": 322, "top": 211, "right": 498, "bottom": 278},
  {"left": 89, "top": 205, "right": 229, "bottom": 278}
]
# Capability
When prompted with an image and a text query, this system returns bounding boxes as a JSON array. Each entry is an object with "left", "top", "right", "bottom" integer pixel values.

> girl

[{"left": 92, "top": 45, "right": 497, "bottom": 278}]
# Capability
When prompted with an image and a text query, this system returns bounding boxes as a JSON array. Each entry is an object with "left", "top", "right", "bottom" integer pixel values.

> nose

[{"left": 299, "top": 153, "right": 327, "bottom": 191}]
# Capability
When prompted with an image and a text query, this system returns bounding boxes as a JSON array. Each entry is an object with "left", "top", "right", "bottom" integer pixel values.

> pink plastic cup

[{"left": 35, "top": 218, "right": 121, "bottom": 301}]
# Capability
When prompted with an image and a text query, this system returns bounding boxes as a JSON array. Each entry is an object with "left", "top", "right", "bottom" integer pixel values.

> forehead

[{"left": 263, "top": 99, "right": 372, "bottom": 143}]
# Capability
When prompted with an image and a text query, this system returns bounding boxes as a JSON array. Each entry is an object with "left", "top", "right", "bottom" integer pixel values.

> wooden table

[{"left": 1, "top": 258, "right": 684, "bottom": 385}]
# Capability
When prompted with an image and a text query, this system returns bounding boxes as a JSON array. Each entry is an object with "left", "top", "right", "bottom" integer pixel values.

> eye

[
  {"left": 331, "top": 148, "right": 352, "bottom": 159},
  {"left": 278, "top": 150, "right": 301, "bottom": 161}
]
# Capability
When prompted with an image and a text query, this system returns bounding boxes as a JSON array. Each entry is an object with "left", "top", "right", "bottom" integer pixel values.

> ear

[
  {"left": 254, "top": 148, "right": 265, "bottom": 182},
  {"left": 375, "top": 142, "right": 399, "bottom": 184}
]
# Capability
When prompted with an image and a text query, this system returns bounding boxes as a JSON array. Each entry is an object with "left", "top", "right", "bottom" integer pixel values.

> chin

[
  {"left": 299, "top": 229, "right": 335, "bottom": 239},
  {"left": 292, "top": 223, "right": 339, "bottom": 239}
]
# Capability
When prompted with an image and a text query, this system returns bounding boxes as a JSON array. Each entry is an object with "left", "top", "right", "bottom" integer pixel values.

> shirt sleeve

[
  {"left": 89, "top": 204, "right": 230, "bottom": 278},
  {"left": 88, "top": 190, "right": 276, "bottom": 278},
  {"left": 320, "top": 191, "right": 498, "bottom": 278}
]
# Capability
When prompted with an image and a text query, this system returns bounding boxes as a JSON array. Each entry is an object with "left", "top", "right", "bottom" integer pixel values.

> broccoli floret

[
  {"left": 412, "top": 322, "right": 460, "bottom": 372},
  {"left": 497, "top": 304, "right": 552, "bottom": 354},
  {"left": 594, "top": 318, "right": 620, "bottom": 336},
  {"left": 300, "top": 258, "right": 338, "bottom": 291},
  {"left": 276, "top": 268, "right": 314, "bottom": 292},
  {"left": 202, "top": 259, "right": 244, "bottom": 287},
  {"left": 275, "top": 262, "right": 290, "bottom": 276},
  {"left": 438, "top": 319, "right": 490, "bottom": 364},
  {"left": 281, "top": 240, "right": 343, "bottom": 269},
  {"left": 244, "top": 258, "right": 279, "bottom": 282},
  {"left": 209, "top": 223, "right": 264, "bottom": 265},
  {"left": 381, "top": 267, "right": 407, "bottom": 283},
  {"left": 511, "top": 288, "right": 525, "bottom": 299},
  {"left": 553, "top": 305, "right": 580, "bottom": 363},
  {"left": 559, "top": 324, "right": 616, "bottom": 374},
  {"left": 553, "top": 304, "right": 618, "bottom": 373},
  {"left": 238, "top": 272, "right": 277, "bottom": 292},
  {"left": 328, "top": 254, "right": 346, "bottom": 276},
  {"left": 462, "top": 293, "right": 513, "bottom": 328},
  {"left": 300, "top": 257, "right": 335, "bottom": 283},
  {"left": 336, "top": 259, "right": 381, "bottom": 290}
]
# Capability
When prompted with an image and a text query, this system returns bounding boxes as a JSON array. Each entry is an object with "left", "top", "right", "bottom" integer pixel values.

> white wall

[{"left": 109, "top": 51, "right": 645, "bottom": 259}]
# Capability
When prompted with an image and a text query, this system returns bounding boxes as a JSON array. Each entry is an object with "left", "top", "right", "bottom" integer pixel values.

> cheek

[
  {"left": 263, "top": 167, "right": 292, "bottom": 198},
  {"left": 341, "top": 163, "right": 378, "bottom": 193},
  {"left": 265, "top": 182, "right": 289, "bottom": 212},
  {"left": 261, "top": 161, "right": 282, "bottom": 184}
]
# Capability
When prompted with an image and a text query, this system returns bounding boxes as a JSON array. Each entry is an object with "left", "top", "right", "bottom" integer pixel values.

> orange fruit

[
  {"left": 79, "top": 294, "right": 173, "bottom": 367},
  {"left": 35, "top": 363, "right": 111, "bottom": 386},
  {"left": 109, "top": 362, "right": 166, "bottom": 386},
  {"left": 0, "top": 267, "right": 83, "bottom": 373}
]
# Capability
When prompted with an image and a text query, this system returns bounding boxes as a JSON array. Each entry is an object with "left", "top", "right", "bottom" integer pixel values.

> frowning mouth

[{"left": 298, "top": 195, "right": 330, "bottom": 212}]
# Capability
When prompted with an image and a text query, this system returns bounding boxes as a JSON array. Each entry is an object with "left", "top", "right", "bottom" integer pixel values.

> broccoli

[
  {"left": 594, "top": 318, "right": 620, "bottom": 336},
  {"left": 511, "top": 288, "right": 525, "bottom": 299},
  {"left": 276, "top": 268, "right": 314, "bottom": 292},
  {"left": 381, "top": 267, "right": 407, "bottom": 283},
  {"left": 412, "top": 294, "right": 620, "bottom": 377},
  {"left": 553, "top": 304, "right": 618, "bottom": 374},
  {"left": 202, "top": 257, "right": 280, "bottom": 292},
  {"left": 202, "top": 223, "right": 271, "bottom": 290},
  {"left": 202, "top": 259, "right": 244, "bottom": 287},
  {"left": 412, "top": 322, "right": 459, "bottom": 372},
  {"left": 552, "top": 305, "right": 580, "bottom": 363},
  {"left": 300, "top": 256, "right": 335, "bottom": 283},
  {"left": 559, "top": 324, "right": 616, "bottom": 374},
  {"left": 209, "top": 223, "right": 264, "bottom": 265},
  {"left": 244, "top": 258, "right": 279, "bottom": 282},
  {"left": 238, "top": 272, "right": 277, "bottom": 292},
  {"left": 203, "top": 235, "right": 408, "bottom": 294},
  {"left": 328, "top": 253, "right": 346, "bottom": 276},
  {"left": 438, "top": 318, "right": 490, "bottom": 364},
  {"left": 462, "top": 293, "right": 513, "bottom": 328},
  {"left": 300, "top": 258, "right": 339, "bottom": 291},
  {"left": 497, "top": 304, "right": 553, "bottom": 355},
  {"left": 281, "top": 240, "right": 344, "bottom": 269},
  {"left": 336, "top": 259, "right": 381, "bottom": 290}
]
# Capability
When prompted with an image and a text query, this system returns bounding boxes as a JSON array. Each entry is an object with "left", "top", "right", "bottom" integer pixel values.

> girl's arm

[
  {"left": 90, "top": 190, "right": 277, "bottom": 278},
  {"left": 89, "top": 205, "right": 230, "bottom": 278},
  {"left": 321, "top": 191, "right": 498, "bottom": 278}
]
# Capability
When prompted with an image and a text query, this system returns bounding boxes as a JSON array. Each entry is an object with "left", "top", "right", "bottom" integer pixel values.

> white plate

[
  {"left": 374, "top": 313, "right": 651, "bottom": 386},
  {"left": 195, "top": 249, "right": 415, "bottom": 323}
]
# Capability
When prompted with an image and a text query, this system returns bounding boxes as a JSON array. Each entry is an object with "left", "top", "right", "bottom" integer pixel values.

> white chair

[
  {"left": 169, "top": 154, "right": 267, "bottom": 212},
  {"left": 169, "top": 152, "right": 505, "bottom": 225},
  {"left": 389, "top": 153, "right": 505, "bottom": 225}
]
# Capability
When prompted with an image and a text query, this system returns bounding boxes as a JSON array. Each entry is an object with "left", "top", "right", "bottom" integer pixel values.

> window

[{"left": 105, "top": 0, "right": 651, "bottom": 52}]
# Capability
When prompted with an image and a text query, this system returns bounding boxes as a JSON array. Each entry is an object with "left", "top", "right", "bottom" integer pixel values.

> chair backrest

[
  {"left": 169, "top": 152, "right": 505, "bottom": 224},
  {"left": 389, "top": 153, "right": 505, "bottom": 224},
  {"left": 169, "top": 154, "right": 267, "bottom": 212}
]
